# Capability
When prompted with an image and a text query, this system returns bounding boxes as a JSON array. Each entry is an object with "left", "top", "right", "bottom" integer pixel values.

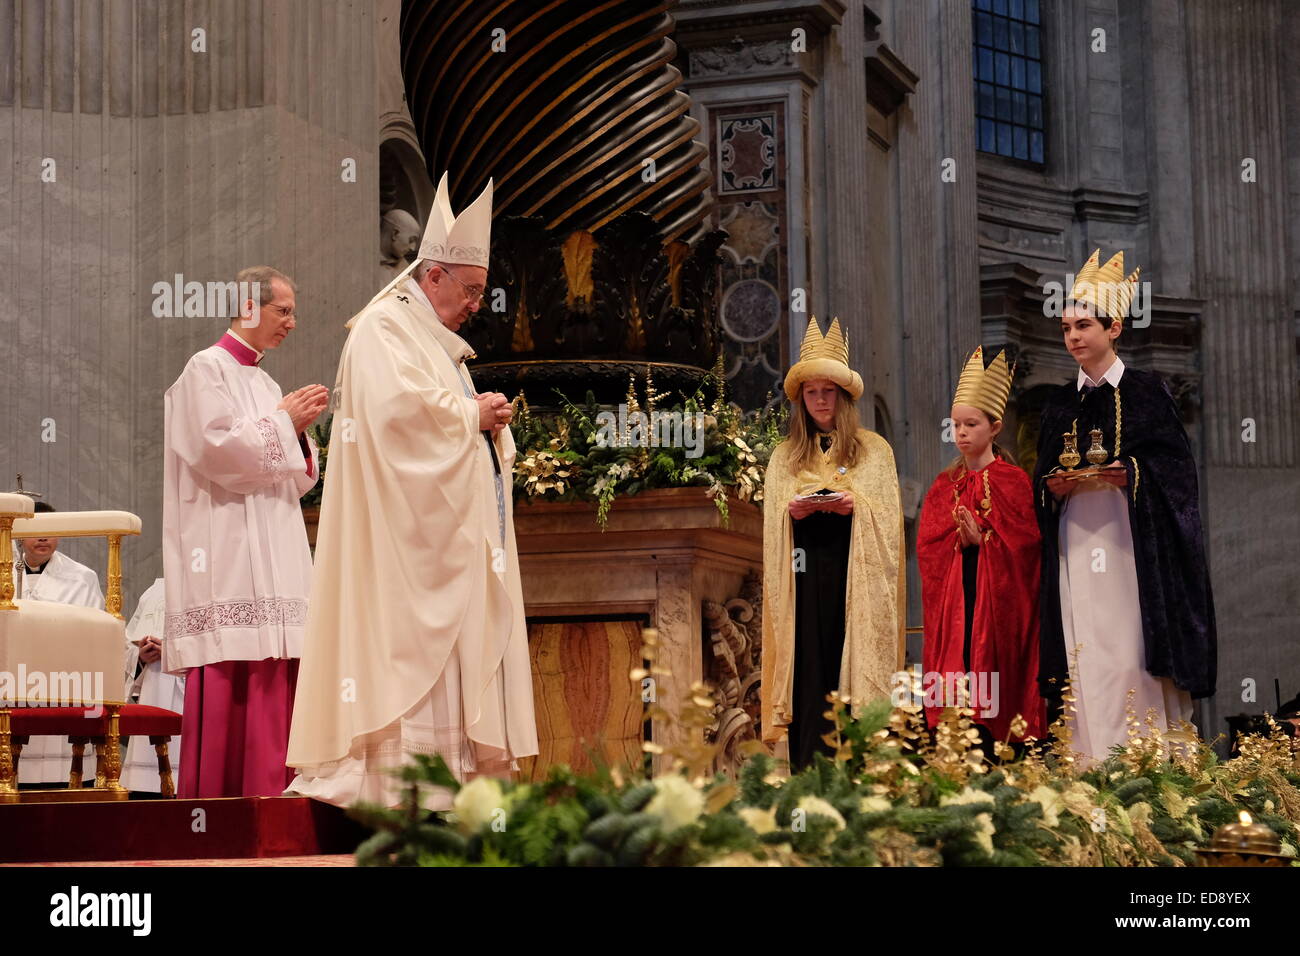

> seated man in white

[
  {"left": 15, "top": 501, "right": 106, "bottom": 786},
  {"left": 121, "top": 578, "right": 185, "bottom": 793}
]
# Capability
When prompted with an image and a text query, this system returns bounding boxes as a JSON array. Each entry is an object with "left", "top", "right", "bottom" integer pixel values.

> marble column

[
  {"left": 0, "top": 0, "right": 380, "bottom": 610},
  {"left": 1185, "top": 0, "right": 1299, "bottom": 738}
]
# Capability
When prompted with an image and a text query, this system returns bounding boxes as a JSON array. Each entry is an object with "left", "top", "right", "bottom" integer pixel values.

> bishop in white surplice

[
  {"left": 121, "top": 578, "right": 186, "bottom": 792},
  {"left": 162, "top": 266, "right": 328, "bottom": 798}
]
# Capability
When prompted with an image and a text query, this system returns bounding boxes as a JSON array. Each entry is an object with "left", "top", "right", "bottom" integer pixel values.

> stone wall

[{"left": 0, "top": 0, "right": 380, "bottom": 609}]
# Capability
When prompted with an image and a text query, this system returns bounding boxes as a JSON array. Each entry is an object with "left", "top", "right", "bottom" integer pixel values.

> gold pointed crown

[
  {"left": 784, "top": 315, "right": 864, "bottom": 401},
  {"left": 1067, "top": 248, "right": 1141, "bottom": 327},
  {"left": 952, "top": 346, "right": 1014, "bottom": 421}
]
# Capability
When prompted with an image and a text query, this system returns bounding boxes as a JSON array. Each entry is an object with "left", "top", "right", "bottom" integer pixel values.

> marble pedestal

[{"left": 513, "top": 488, "right": 763, "bottom": 769}]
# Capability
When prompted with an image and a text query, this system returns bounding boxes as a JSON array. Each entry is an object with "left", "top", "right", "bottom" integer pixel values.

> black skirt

[
  {"left": 961, "top": 543, "right": 1019, "bottom": 762},
  {"left": 788, "top": 509, "right": 853, "bottom": 769}
]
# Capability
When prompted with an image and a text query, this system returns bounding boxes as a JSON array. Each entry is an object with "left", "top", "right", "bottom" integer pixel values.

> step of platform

[{"left": 0, "top": 796, "right": 367, "bottom": 864}]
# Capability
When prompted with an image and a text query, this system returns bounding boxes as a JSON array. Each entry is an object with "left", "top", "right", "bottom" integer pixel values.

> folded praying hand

[
  {"left": 475, "top": 392, "right": 513, "bottom": 434},
  {"left": 278, "top": 384, "right": 330, "bottom": 433}
]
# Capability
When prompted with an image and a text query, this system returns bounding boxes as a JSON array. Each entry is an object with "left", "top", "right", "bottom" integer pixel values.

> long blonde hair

[{"left": 787, "top": 386, "right": 863, "bottom": 475}]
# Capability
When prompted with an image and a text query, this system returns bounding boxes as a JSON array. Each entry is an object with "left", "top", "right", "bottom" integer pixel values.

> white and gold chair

[{"left": 0, "top": 493, "right": 179, "bottom": 803}]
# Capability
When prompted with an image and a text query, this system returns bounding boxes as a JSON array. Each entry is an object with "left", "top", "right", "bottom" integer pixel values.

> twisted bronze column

[{"left": 401, "top": 0, "right": 723, "bottom": 399}]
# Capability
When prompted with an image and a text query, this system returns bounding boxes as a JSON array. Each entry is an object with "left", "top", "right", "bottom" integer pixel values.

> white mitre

[
  {"left": 355, "top": 172, "right": 493, "bottom": 316},
  {"left": 439, "top": 177, "right": 492, "bottom": 268}
]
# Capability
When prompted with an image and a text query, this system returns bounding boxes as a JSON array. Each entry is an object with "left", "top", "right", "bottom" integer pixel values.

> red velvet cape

[{"left": 917, "top": 458, "right": 1046, "bottom": 741}]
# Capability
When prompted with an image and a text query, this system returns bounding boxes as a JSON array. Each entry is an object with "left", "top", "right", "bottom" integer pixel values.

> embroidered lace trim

[
  {"left": 165, "top": 597, "right": 307, "bottom": 639},
  {"left": 255, "top": 416, "right": 286, "bottom": 473}
]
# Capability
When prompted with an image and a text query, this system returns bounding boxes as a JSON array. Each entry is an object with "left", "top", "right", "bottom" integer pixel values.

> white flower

[
  {"left": 859, "top": 796, "right": 892, "bottom": 814},
  {"left": 1061, "top": 781, "right": 1099, "bottom": 819},
  {"left": 644, "top": 774, "right": 705, "bottom": 832},
  {"left": 939, "top": 786, "right": 995, "bottom": 809},
  {"left": 452, "top": 777, "right": 506, "bottom": 835},
  {"left": 973, "top": 812, "right": 996, "bottom": 855},
  {"left": 738, "top": 806, "right": 778, "bottom": 835},
  {"left": 939, "top": 787, "right": 996, "bottom": 853},
  {"left": 1027, "top": 785, "right": 1062, "bottom": 828},
  {"left": 796, "top": 795, "right": 846, "bottom": 831}
]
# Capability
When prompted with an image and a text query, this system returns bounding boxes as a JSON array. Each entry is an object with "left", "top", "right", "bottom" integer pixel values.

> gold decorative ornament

[
  {"left": 1058, "top": 421, "right": 1082, "bottom": 469},
  {"left": 1195, "top": 810, "right": 1288, "bottom": 867},
  {"left": 1085, "top": 428, "right": 1109, "bottom": 466},
  {"left": 952, "top": 346, "right": 1014, "bottom": 421},
  {"left": 1112, "top": 388, "right": 1123, "bottom": 458},
  {"left": 783, "top": 315, "right": 864, "bottom": 401},
  {"left": 1067, "top": 249, "right": 1141, "bottom": 328}
]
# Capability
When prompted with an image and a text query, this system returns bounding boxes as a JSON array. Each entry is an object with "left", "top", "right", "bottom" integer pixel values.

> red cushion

[{"left": 6, "top": 704, "right": 182, "bottom": 738}]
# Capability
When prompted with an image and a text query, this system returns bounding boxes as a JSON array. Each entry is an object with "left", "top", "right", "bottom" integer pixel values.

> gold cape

[{"left": 760, "top": 428, "right": 906, "bottom": 743}]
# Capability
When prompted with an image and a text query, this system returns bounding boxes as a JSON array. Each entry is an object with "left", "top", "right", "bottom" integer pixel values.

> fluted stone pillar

[
  {"left": 1185, "top": 0, "right": 1298, "bottom": 737},
  {"left": 817, "top": 1, "right": 873, "bottom": 406},
  {"left": 0, "top": 0, "right": 379, "bottom": 608}
]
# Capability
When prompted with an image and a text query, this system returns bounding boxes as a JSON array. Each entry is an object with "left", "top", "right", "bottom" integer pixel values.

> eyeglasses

[{"left": 440, "top": 268, "right": 486, "bottom": 303}]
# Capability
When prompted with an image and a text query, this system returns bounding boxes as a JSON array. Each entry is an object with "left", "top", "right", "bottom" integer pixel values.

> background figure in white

[
  {"left": 121, "top": 578, "right": 186, "bottom": 792},
  {"left": 15, "top": 502, "right": 106, "bottom": 785}
]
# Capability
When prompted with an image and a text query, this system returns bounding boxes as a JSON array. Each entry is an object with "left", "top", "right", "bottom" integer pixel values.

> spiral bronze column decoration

[{"left": 401, "top": 0, "right": 724, "bottom": 401}]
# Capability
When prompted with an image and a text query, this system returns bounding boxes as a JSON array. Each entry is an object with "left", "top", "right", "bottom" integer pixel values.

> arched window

[{"left": 973, "top": 0, "right": 1045, "bottom": 164}]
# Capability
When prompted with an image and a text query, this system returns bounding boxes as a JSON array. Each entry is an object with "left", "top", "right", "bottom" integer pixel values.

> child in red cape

[{"left": 917, "top": 347, "right": 1046, "bottom": 758}]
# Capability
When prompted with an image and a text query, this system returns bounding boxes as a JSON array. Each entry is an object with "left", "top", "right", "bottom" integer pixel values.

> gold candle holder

[{"left": 1194, "top": 811, "right": 1288, "bottom": 867}]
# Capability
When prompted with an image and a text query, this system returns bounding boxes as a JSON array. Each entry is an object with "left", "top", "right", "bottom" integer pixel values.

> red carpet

[
  {"left": 0, "top": 796, "right": 367, "bottom": 864},
  {"left": 4, "top": 854, "right": 354, "bottom": 867}
]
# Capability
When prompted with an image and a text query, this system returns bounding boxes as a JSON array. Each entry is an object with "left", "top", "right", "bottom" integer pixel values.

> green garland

[
  {"left": 349, "top": 692, "right": 1300, "bottom": 868},
  {"left": 300, "top": 368, "right": 786, "bottom": 527},
  {"left": 510, "top": 368, "right": 785, "bottom": 528}
]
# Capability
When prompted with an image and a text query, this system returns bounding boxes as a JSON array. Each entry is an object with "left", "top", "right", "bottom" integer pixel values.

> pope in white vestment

[
  {"left": 14, "top": 526, "right": 105, "bottom": 785},
  {"left": 121, "top": 578, "right": 186, "bottom": 792},
  {"left": 162, "top": 266, "right": 328, "bottom": 798},
  {"left": 287, "top": 174, "right": 537, "bottom": 809}
]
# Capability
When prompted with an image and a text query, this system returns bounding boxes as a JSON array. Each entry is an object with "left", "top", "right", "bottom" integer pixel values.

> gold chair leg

[
  {"left": 0, "top": 710, "right": 15, "bottom": 798},
  {"left": 93, "top": 740, "right": 107, "bottom": 788},
  {"left": 70, "top": 738, "right": 86, "bottom": 788},
  {"left": 102, "top": 707, "right": 124, "bottom": 792},
  {"left": 152, "top": 737, "right": 176, "bottom": 797}
]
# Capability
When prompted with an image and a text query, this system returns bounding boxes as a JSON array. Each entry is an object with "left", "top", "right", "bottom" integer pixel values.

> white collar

[
  {"left": 1077, "top": 354, "right": 1125, "bottom": 390},
  {"left": 403, "top": 278, "right": 434, "bottom": 312},
  {"left": 20, "top": 548, "right": 60, "bottom": 574},
  {"left": 225, "top": 328, "right": 264, "bottom": 361},
  {"left": 402, "top": 279, "right": 476, "bottom": 363}
]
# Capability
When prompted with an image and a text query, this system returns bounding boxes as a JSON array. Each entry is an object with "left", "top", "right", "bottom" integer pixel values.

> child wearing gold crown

[
  {"left": 760, "top": 317, "right": 906, "bottom": 769},
  {"left": 1032, "top": 250, "right": 1217, "bottom": 764},
  {"left": 917, "top": 348, "right": 1046, "bottom": 757}
]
